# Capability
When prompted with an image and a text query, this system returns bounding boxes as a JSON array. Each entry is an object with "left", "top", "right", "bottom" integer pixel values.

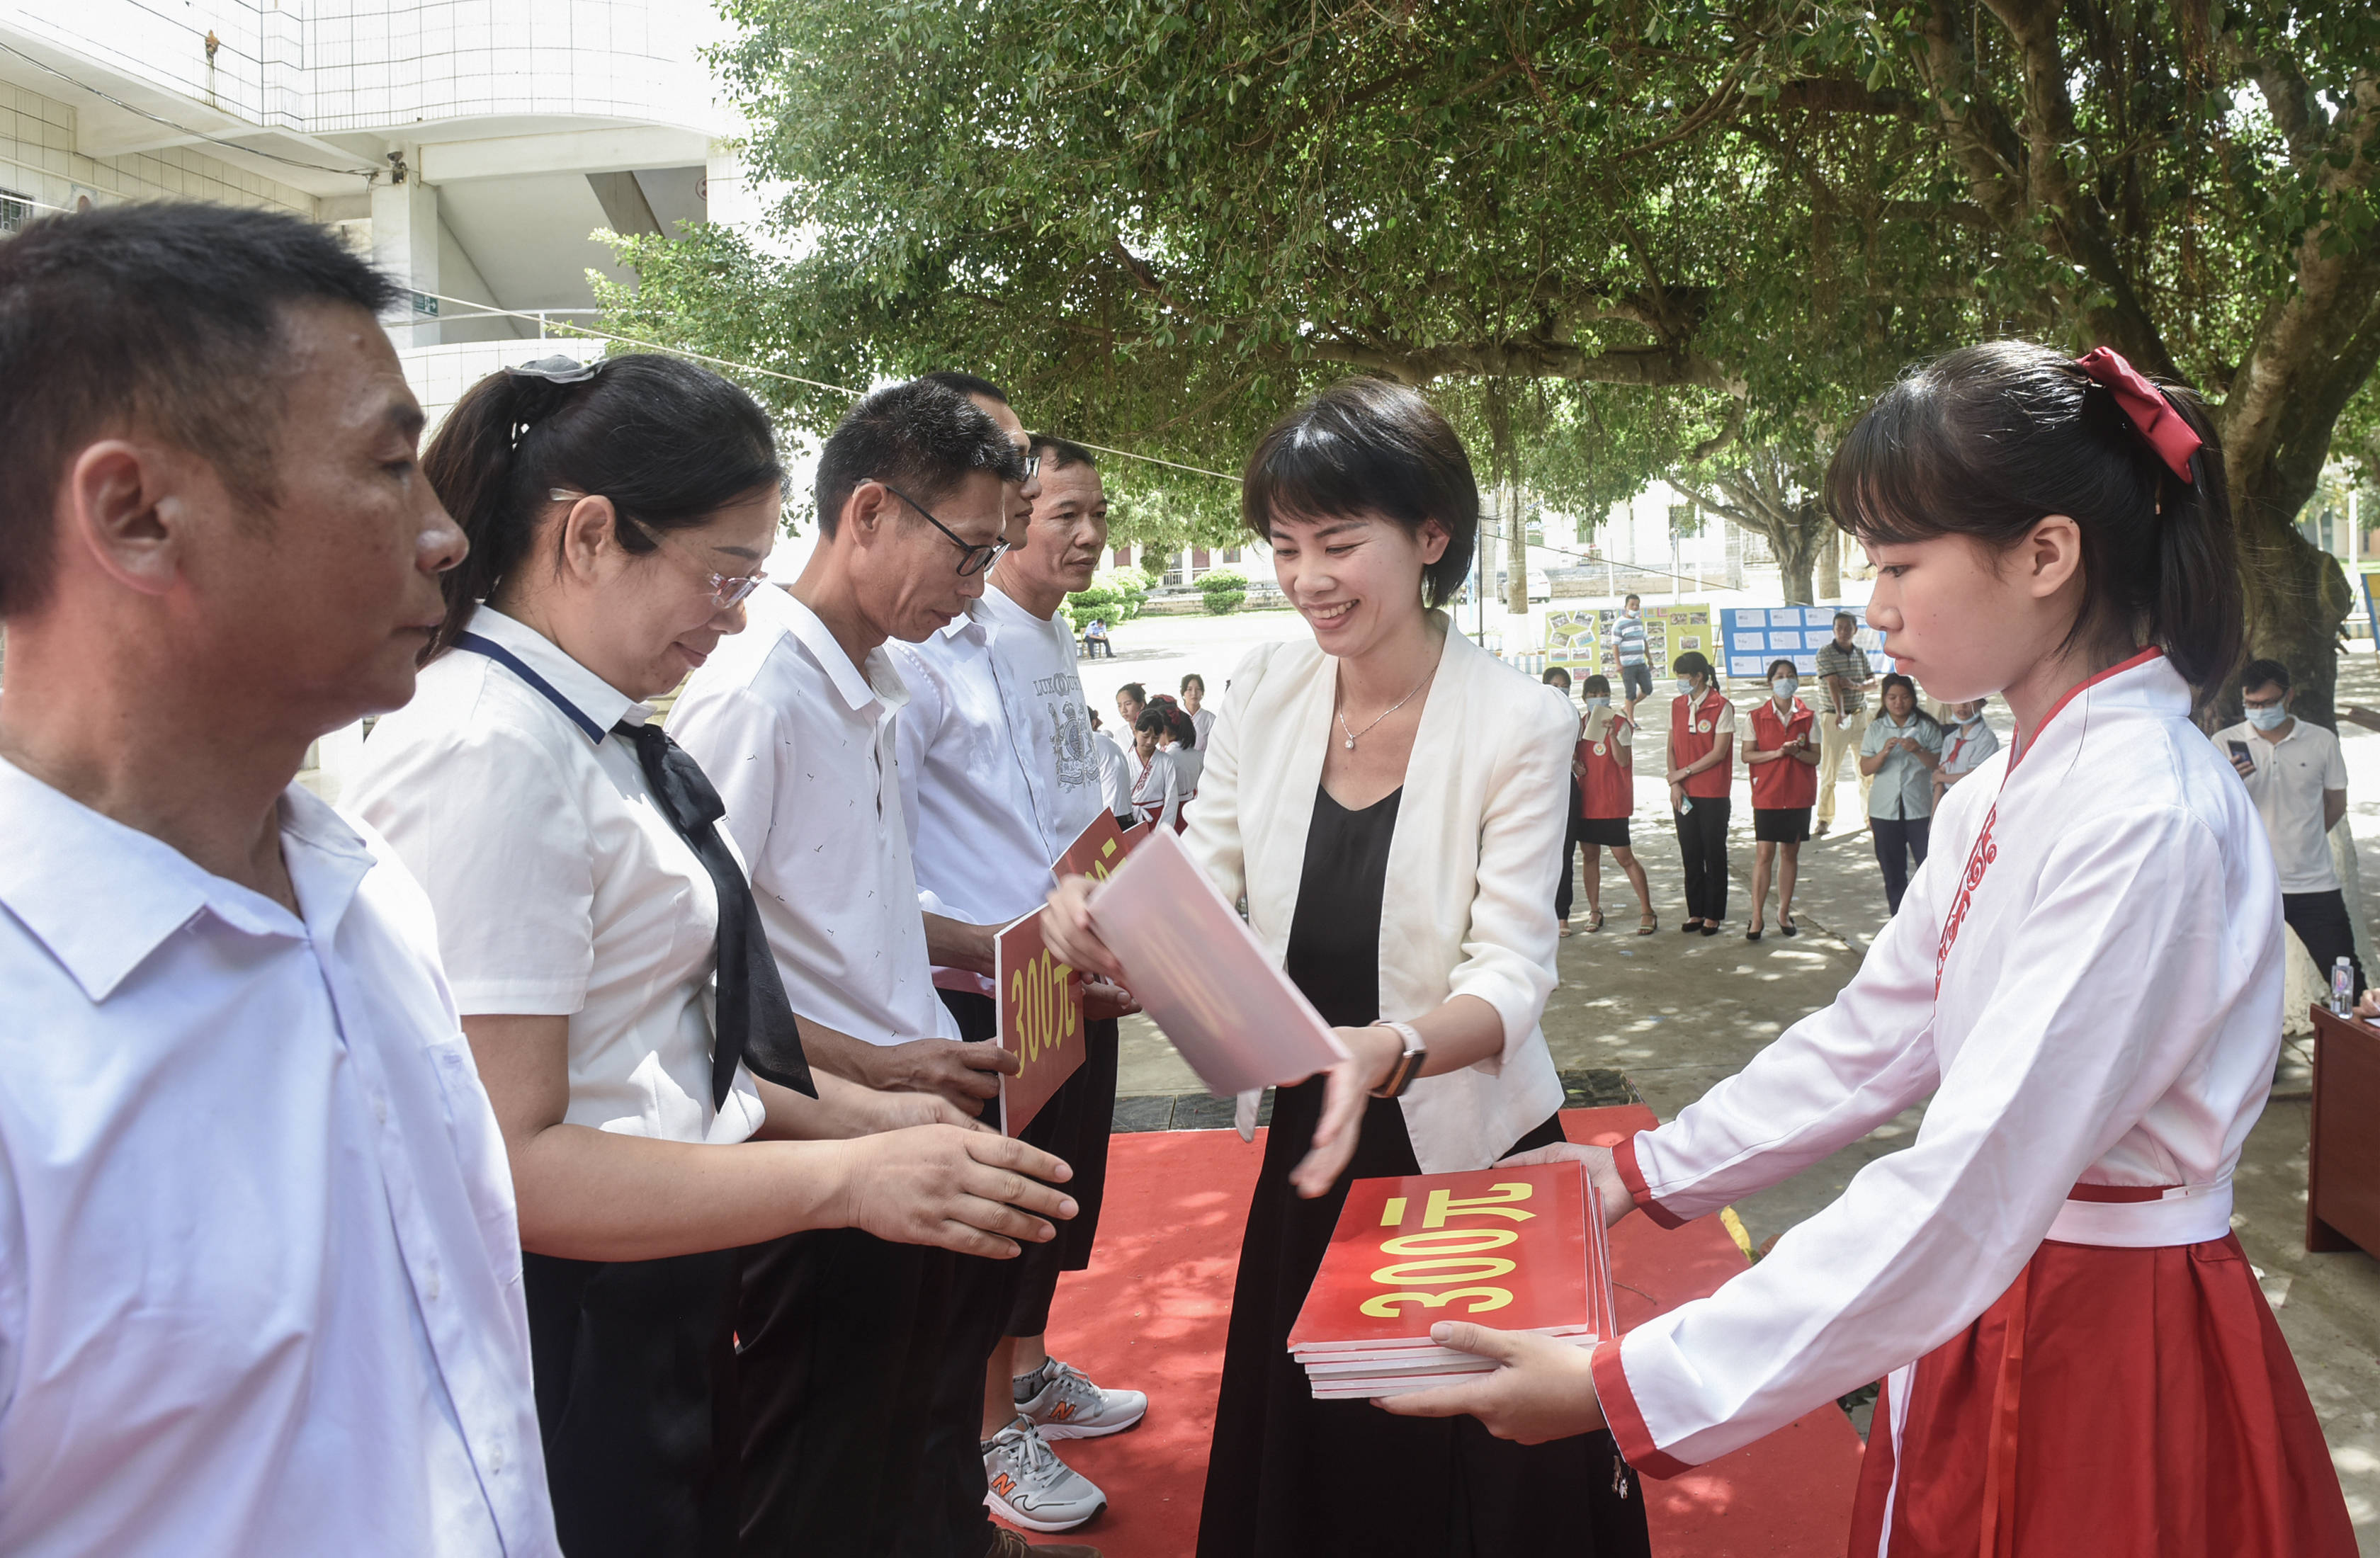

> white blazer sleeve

[
  {"left": 1598, "top": 802, "right": 2243, "bottom": 1473},
  {"left": 1443, "top": 686, "right": 1573, "bottom": 1069}
]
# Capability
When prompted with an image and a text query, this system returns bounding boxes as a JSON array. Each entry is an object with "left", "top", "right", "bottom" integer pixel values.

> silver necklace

[{"left": 1336, "top": 666, "right": 1436, "bottom": 750}]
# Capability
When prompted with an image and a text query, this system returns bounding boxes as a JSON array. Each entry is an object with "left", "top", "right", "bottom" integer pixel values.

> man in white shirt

[
  {"left": 0, "top": 203, "right": 555, "bottom": 1554},
  {"left": 670, "top": 382, "right": 1097, "bottom": 1558},
  {"left": 2217, "top": 659, "right": 2360, "bottom": 993},
  {"left": 893, "top": 431, "right": 1148, "bottom": 1537}
]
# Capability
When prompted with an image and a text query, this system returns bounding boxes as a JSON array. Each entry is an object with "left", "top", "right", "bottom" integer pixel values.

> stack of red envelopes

[{"left": 1288, "top": 1160, "right": 1616, "bottom": 1399}]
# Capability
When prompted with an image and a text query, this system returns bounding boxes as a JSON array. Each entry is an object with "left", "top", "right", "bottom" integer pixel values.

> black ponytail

[
  {"left": 1825, "top": 341, "right": 2242, "bottom": 690},
  {"left": 420, "top": 353, "right": 783, "bottom": 658}
]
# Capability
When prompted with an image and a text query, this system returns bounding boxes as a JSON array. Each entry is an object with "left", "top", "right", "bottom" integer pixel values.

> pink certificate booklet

[{"left": 1087, "top": 828, "right": 1349, "bottom": 1096}]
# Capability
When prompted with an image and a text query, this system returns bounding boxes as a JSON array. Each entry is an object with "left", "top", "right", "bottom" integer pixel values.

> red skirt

[{"left": 1848, "top": 1234, "right": 2353, "bottom": 1557}]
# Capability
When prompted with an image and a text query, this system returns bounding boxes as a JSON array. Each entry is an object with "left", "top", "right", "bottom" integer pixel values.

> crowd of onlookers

[
  {"left": 1538, "top": 601, "right": 2366, "bottom": 997},
  {"left": 1534, "top": 599, "right": 2005, "bottom": 936}
]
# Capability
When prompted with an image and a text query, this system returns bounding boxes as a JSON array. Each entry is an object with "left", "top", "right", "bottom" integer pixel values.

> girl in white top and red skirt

[{"left": 1384, "top": 341, "right": 2356, "bottom": 1555}]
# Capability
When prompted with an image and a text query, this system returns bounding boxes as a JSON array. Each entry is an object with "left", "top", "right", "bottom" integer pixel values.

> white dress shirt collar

[
  {"left": 0, "top": 756, "right": 378, "bottom": 1001},
  {"left": 779, "top": 589, "right": 910, "bottom": 717},
  {"left": 458, "top": 603, "right": 650, "bottom": 739},
  {"left": 0, "top": 756, "right": 556, "bottom": 1557}
]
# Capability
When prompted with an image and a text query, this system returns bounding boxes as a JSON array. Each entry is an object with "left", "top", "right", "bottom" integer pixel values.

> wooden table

[{"left": 2308, "top": 1005, "right": 2380, "bottom": 1258}]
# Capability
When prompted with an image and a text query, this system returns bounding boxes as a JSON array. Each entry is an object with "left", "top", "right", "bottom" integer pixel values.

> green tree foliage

[{"left": 599, "top": 0, "right": 2380, "bottom": 715}]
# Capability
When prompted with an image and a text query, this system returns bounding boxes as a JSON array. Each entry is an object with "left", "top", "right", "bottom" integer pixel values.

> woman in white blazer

[{"left": 1044, "top": 380, "right": 1648, "bottom": 1558}]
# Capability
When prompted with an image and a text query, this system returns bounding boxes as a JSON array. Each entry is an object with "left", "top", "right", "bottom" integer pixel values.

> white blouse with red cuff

[{"left": 1588, "top": 651, "right": 2285, "bottom": 1477}]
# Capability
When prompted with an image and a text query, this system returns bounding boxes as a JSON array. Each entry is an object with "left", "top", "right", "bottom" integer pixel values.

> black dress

[{"left": 1196, "top": 787, "right": 1650, "bottom": 1558}]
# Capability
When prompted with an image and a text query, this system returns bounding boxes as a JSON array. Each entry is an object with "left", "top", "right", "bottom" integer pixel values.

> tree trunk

[
  {"left": 2233, "top": 484, "right": 2353, "bottom": 729},
  {"left": 1817, "top": 527, "right": 1842, "bottom": 599},
  {"left": 1777, "top": 533, "right": 1817, "bottom": 605},
  {"left": 1504, "top": 480, "right": 1531, "bottom": 616}
]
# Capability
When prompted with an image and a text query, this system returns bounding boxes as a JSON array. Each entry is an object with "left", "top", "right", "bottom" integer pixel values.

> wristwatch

[{"left": 1368, "top": 1020, "right": 1429, "bottom": 1098}]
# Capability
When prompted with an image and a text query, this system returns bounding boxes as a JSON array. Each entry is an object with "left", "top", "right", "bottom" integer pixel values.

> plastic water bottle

[{"left": 2333, "top": 957, "right": 2355, "bottom": 1016}]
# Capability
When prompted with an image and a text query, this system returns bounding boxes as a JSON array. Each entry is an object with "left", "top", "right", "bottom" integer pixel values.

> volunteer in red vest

[
  {"left": 1743, "top": 657, "right": 1819, "bottom": 940},
  {"left": 1665, "top": 651, "right": 1735, "bottom": 936},
  {"left": 1574, "top": 673, "right": 1656, "bottom": 934},
  {"left": 1385, "top": 341, "right": 2354, "bottom": 1558}
]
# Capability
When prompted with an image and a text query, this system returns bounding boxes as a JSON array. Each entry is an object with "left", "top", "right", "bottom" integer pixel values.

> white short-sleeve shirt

[
  {"left": 890, "top": 584, "right": 1106, "bottom": 928},
  {"left": 0, "top": 760, "right": 556, "bottom": 1558},
  {"left": 346, "top": 605, "right": 765, "bottom": 1145},
  {"left": 2214, "top": 716, "right": 2348, "bottom": 893},
  {"left": 669, "top": 586, "right": 962, "bottom": 1046}
]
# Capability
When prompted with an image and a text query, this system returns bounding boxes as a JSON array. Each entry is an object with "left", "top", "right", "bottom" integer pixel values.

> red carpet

[{"left": 1026, "top": 1104, "right": 1862, "bottom": 1557}]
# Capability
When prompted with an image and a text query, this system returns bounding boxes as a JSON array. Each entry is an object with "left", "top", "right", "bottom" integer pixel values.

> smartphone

[{"left": 2228, "top": 740, "right": 2252, "bottom": 767}]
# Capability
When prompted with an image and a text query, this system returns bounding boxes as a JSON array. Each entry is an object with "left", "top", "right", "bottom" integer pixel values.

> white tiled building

[{"left": 1, "top": 0, "right": 741, "bottom": 421}]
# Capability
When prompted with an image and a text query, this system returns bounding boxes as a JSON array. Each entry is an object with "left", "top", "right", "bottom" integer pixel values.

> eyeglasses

[
  {"left": 879, "top": 482, "right": 1007, "bottom": 576},
  {"left": 548, "top": 489, "right": 769, "bottom": 610},
  {"left": 1020, "top": 453, "right": 1041, "bottom": 480}
]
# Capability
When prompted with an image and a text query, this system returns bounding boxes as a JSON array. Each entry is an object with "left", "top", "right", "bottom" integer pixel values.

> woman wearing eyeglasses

[{"left": 346, "top": 356, "right": 1075, "bottom": 1558}]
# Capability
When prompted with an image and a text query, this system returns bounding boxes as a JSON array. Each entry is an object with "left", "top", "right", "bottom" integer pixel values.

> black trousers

[
  {"left": 896, "top": 988, "right": 1118, "bottom": 1557},
  {"left": 737, "top": 1229, "right": 958, "bottom": 1557},
  {"left": 1873, "top": 814, "right": 1931, "bottom": 916},
  {"left": 1673, "top": 795, "right": 1731, "bottom": 923},
  {"left": 2284, "top": 889, "right": 2366, "bottom": 997},
  {"left": 1554, "top": 781, "right": 1584, "bottom": 922},
  {"left": 526, "top": 1248, "right": 742, "bottom": 1558}
]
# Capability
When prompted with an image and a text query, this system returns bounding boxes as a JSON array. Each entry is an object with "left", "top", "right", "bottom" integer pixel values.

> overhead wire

[
  {"left": 0, "top": 38, "right": 381, "bottom": 183},
  {"left": 416, "top": 289, "right": 1247, "bottom": 483},
  {"left": 423, "top": 291, "right": 1749, "bottom": 580}
]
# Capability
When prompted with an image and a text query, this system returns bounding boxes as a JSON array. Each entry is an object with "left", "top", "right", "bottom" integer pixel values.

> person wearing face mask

[
  {"left": 1666, "top": 651, "right": 1737, "bottom": 936},
  {"left": 1041, "top": 377, "right": 1646, "bottom": 1558},
  {"left": 1744, "top": 659, "right": 1820, "bottom": 940},
  {"left": 1859, "top": 672, "right": 1946, "bottom": 914},
  {"left": 1572, "top": 673, "right": 1658, "bottom": 933},
  {"left": 348, "top": 362, "right": 1078, "bottom": 1558},
  {"left": 1932, "top": 698, "right": 2001, "bottom": 806},
  {"left": 2214, "top": 661, "right": 2360, "bottom": 998}
]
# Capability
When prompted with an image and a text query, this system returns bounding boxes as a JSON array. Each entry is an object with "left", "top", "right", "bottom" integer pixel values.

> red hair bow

[{"left": 2073, "top": 346, "right": 2202, "bottom": 484}]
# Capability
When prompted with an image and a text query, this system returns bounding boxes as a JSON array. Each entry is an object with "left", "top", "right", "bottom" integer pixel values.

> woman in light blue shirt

[{"left": 1858, "top": 672, "right": 1944, "bottom": 914}]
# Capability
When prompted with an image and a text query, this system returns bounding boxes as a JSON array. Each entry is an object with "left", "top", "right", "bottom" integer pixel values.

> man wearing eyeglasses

[
  {"left": 892, "top": 396, "right": 1149, "bottom": 1545},
  {"left": 669, "top": 381, "right": 1097, "bottom": 1558}
]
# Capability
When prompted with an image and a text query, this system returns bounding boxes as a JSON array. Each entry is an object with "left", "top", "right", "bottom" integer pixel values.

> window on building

[
  {"left": 1221, "top": 547, "right": 1241, "bottom": 565},
  {"left": 0, "top": 189, "right": 33, "bottom": 237},
  {"left": 1191, "top": 547, "right": 1211, "bottom": 572}
]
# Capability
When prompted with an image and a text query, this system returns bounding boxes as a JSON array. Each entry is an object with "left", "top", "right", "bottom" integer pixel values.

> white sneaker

[
  {"left": 983, "top": 1417, "right": 1106, "bottom": 1533},
  {"left": 1015, "top": 1359, "right": 1148, "bottom": 1440}
]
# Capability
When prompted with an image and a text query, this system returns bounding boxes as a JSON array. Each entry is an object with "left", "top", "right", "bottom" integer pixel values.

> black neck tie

[{"left": 616, "top": 720, "right": 816, "bottom": 1105}]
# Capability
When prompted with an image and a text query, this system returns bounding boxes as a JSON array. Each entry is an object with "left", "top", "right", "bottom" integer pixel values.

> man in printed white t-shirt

[
  {"left": 894, "top": 419, "right": 1148, "bottom": 1537},
  {"left": 0, "top": 205, "right": 555, "bottom": 1555},
  {"left": 2217, "top": 658, "right": 2360, "bottom": 993}
]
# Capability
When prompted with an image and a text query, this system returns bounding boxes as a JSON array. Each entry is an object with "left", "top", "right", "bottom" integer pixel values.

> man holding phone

[{"left": 2216, "top": 659, "right": 2359, "bottom": 994}]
